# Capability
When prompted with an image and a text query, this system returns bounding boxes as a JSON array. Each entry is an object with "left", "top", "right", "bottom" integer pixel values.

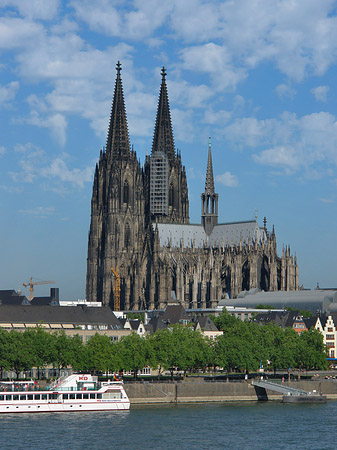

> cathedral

[{"left": 86, "top": 62, "right": 299, "bottom": 310}]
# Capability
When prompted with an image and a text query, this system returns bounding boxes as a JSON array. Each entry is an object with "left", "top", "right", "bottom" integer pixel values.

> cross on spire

[{"left": 116, "top": 61, "right": 122, "bottom": 74}]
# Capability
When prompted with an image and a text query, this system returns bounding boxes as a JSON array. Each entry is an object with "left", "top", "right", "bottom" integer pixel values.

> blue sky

[{"left": 1, "top": 0, "right": 337, "bottom": 300}]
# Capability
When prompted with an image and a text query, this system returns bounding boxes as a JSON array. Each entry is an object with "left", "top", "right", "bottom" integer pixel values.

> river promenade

[{"left": 124, "top": 376, "right": 337, "bottom": 404}]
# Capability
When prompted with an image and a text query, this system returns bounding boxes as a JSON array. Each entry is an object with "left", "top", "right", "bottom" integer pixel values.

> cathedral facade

[{"left": 86, "top": 63, "right": 299, "bottom": 310}]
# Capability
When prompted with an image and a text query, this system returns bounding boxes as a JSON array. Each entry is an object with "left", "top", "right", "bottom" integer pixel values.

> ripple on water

[{"left": 0, "top": 402, "right": 336, "bottom": 450}]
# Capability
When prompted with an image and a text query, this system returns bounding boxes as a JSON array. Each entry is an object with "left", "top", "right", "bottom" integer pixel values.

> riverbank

[{"left": 124, "top": 379, "right": 337, "bottom": 404}]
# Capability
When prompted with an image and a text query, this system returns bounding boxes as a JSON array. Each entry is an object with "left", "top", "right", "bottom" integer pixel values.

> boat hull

[{"left": 0, "top": 400, "right": 130, "bottom": 413}]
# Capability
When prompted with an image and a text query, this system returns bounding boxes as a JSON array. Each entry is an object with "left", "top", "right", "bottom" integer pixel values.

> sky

[{"left": 1, "top": 0, "right": 337, "bottom": 300}]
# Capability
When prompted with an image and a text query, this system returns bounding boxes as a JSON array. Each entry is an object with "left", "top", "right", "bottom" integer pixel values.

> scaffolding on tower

[{"left": 110, "top": 267, "right": 120, "bottom": 311}]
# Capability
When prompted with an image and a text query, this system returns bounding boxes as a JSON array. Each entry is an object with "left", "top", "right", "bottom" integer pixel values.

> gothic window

[
  {"left": 114, "top": 222, "right": 119, "bottom": 251},
  {"left": 123, "top": 180, "right": 129, "bottom": 204},
  {"left": 169, "top": 183, "right": 174, "bottom": 208},
  {"left": 124, "top": 223, "right": 131, "bottom": 249}
]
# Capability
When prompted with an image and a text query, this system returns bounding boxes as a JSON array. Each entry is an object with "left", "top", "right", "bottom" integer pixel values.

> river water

[{"left": 0, "top": 401, "right": 335, "bottom": 450}]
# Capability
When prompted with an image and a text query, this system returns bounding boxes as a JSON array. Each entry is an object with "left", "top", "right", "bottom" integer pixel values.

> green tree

[
  {"left": 8, "top": 330, "right": 35, "bottom": 378},
  {"left": 296, "top": 328, "right": 328, "bottom": 377},
  {"left": 70, "top": 335, "right": 88, "bottom": 372},
  {"left": 24, "top": 327, "right": 56, "bottom": 379},
  {"left": 117, "top": 333, "right": 150, "bottom": 379},
  {"left": 0, "top": 329, "right": 11, "bottom": 377},
  {"left": 84, "top": 334, "right": 118, "bottom": 374},
  {"left": 148, "top": 325, "right": 210, "bottom": 378},
  {"left": 212, "top": 308, "right": 238, "bottom": 331},
  {"left": 266, "top": 325, "right": 297, "bottom": 377},
  {"left": 148, "top": 328, "right": 174, "bottom": 378},
  {"left": 52, "top": 332, "right": 85, "bottom": 371},
  {"left": 285, "top": 307, "right": 313, "bottom": 317}
]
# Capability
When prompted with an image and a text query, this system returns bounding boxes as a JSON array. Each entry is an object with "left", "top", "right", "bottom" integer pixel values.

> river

[{"left": 0, "top": 401, "right": 334, "bottom": 450}]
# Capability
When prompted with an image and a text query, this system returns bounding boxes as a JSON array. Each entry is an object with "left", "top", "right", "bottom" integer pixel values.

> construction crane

[
  {"left": 23, "top": 277, "right": 55, "bottom": 301},
  {"left": 110, "top": 267, "right": 120, "bottom": 311}
]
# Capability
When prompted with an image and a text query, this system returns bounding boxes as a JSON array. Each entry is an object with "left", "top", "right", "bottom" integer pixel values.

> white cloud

[
  {"left": 168, "top": 79, "right": 213, "bottom": 109},
  {"left": 40, "top": 158, "right": 93, "bottom": 188},
  {"left": 0, "top": 17, "right": 44, "bottom": 50},
  {"left": 0, "top": 81, "right": 19, "bottom": 107},
  {"left": 225, "top": 111, "right": 337, "bottom": 173},
  {"left": 171, "top": 108, "right": 195, "bottom": 143},
  {"left": 1, "top": 0, "right": 60, "bottom": 20},
  {"left": 311, "top": 85, "right": 330, "bottom": 102},
  {"left": 179, "top": 43, "right": 246, "bottom": 91},
  {"left": 25, "top": 111, "right": 67, "bottom": 147},
  {"left": 203, "top": 109, "right": 232, "bottom": 126},
  {"left": 216, "top": 171, "right": 238, "bottom": 187},
  {"left": 0, "top": 184, "right": 23, "bottom": 193},
  {"left": 13, "top": 142, "right": 44, "bottom": 155},
  {"left": 67, "top": 0, "right": 337, "bottom": 85},
  {"left": 170, "top": 0, "right": 221, "bottom": 42},
  {"left": 10, "top": 143, "right": 92, "bottom": 189},
  {"left": 275, "top": 84, "right": 296, "bottom": 99},
  {"left": 18, "top": 206, "right": 56, "bottom": 219},
  {"left": 319, "top": 197, "right": 334, "bottom": 204},
  {"left": 70, "top": 0, "right": 172, "bottom": 40},
  {"left": 252, "top": 146, "right": 300, "bottom": 171}
]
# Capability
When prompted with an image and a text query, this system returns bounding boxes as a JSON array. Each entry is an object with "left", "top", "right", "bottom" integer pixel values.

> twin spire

[{"left": 106, "top": 63, "right": 176, "bottom": 166}]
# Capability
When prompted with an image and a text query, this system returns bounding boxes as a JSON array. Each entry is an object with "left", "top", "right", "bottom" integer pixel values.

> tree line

[{"left": 0, "top": 309, "right": 328, "bottom": 380}]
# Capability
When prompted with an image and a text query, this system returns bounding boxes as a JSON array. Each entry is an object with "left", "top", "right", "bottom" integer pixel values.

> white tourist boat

[{"left": 0, "top": 374, "right": 130, "bottom": 413}]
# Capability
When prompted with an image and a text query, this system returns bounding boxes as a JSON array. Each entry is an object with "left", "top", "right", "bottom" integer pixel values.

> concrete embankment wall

[{"left": 124, "top": 380, "right": 337, "bottom": 404}]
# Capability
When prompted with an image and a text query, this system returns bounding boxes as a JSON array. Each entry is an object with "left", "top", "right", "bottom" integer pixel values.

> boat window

[
  {"left": 13, "top": 395, "right": 19, "bottom": 401},
  {"left": 103, "top": 392, "right": 122, "bottom": 399},
  {"left": 27, "top": 395, "right": 33, "bottom": 401},
  {"left": 97, "top": 393, "right": 102, "bottom": 399},
  {"left": 69, "top": 393, "right": 75, "bottom": 399},
  {"left": 49, "top": 394, "right": 58, "bottom": 400},
  {"left": 34, "top": 394, "right": 41, "bottom": 400},
  {"left": 0, "top": 395, "right": 4, "bottom": 401},
  {"left": 20, "top": 395, "right": 27, "bottom": 401},
  {"left": 90, "top": 393, "right": 95, "bottom": 399},
  {"left": 42, "top": 394, "right": 47, "bottom": 400},
  {"left": 76, "top": 394, "right": 82, "bottom": 399},
  {"left": 6, "top": 395, "right": 12, "bottom": 401},
  {"left": 63, "top": 394, "right": 69, "bottom": 400},
  {"left": 83, "top": 393, "right": 89, "bottom": 399}
]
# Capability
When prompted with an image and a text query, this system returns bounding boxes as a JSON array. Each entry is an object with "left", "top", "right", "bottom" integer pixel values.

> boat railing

[
  {"left": 55, "top": 386, "right": 98, "bottom": 392},
  {"left": 48, "top": 374, "right": 69, "bottom": 390},
  {"left": 0, "top": 382, "right": 39, "bottom": 392}
]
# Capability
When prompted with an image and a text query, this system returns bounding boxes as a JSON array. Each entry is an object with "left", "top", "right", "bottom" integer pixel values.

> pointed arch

[
  {"left": 123, "top": 179, "right": 129, "bottom": 204},
  {"left": 124, "top": 222, "right": 131, "bottom": 249},
  {"left": 114, "top": 220, "right": 119, "bottom": 251},
  {"left": 169, "top": 182, "right": 174, "bottom": 208}
]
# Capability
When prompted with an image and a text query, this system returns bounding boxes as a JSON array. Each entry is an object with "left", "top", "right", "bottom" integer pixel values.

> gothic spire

[
  {"left": 106, "top": 61, "right": 130, "bottom": 159},
  {"left": 152, "top": 67, "right": 175, "bottom": 164},
  {"left": 205, "top": 137, "right": 215, "bottom": 194}
]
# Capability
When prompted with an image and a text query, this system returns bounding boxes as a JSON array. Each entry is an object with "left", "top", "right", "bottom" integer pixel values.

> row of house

[
  {"left": 254, "top": 309, "right": 337, "bottom": 360},
  {"left": 1, "top": 289, "right": 337, "bottom": 361},
  {"left": 0, "top": 290, "right": 222, "bottom": 342}
]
